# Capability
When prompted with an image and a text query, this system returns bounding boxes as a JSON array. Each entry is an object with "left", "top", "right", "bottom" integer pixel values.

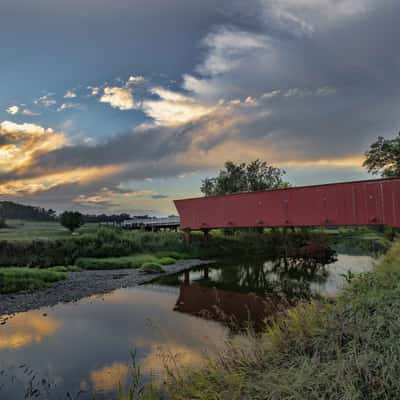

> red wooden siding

[{"left": 174, "top": 178, "right": 400, "bottom": 230}]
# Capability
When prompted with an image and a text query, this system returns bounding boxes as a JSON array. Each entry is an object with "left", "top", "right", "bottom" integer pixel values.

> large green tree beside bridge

[
  {"left": 201, "top": 160, "right": 289, "bottom": 196},
  {"left": 364, "top": 132, "right": 400, "bottom": 178}
]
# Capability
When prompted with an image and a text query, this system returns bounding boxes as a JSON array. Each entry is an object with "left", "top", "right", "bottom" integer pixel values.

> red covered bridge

[{"left": 174, "top": 178, "right": 400, "bottom": 241}]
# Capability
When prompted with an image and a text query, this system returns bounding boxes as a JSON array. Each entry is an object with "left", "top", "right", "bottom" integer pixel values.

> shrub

[
  {"left": 141, "top": 262, "right": 164, "bottom": 274},
  {"left": 158, "top": 257, "right": 177, "bottom": 265}
]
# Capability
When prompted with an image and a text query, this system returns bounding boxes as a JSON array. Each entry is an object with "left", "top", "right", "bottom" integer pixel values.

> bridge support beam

[
  {"left": 183, "top": 229, "right": 191, "bottom": 244},
  {"left": 202, "top": 229, "right": 211, "bottom": 243}
]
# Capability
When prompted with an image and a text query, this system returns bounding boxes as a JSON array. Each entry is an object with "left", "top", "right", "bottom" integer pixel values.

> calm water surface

[{"left": 0, "top": 253, "right": 375, "bottom": 399}]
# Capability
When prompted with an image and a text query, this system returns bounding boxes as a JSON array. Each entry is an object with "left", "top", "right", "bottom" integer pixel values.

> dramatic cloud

[
  {"left": 0, "top": 165, "right": 123, "bottom": 196},
  {"left": 100, "top": 86, "right": 135, "bottom": 110},
  {"left": 142, "top": 88, "right": 215, "bottom": 126},
  {"left": 1, "top": 0, "right": 399, "bottom": 213},
  {"left": 0, "top": 121, "right": 66, "bottom": 174},
  {"left": 73, "top": 187, "right": 164, "bottom": 208}
]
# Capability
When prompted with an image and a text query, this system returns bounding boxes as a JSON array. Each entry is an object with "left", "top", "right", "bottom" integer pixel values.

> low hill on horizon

[{"left": 0, "top": 201, "right": 56, "bottom": 222}]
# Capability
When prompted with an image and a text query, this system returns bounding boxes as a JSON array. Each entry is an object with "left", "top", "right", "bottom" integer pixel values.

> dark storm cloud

[{"left": 181, "top": 0, "right": 400, "bottom": 160}]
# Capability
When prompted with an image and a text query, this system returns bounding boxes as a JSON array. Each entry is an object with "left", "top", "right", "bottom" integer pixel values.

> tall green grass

[
  {"left": 75, "top": 254, "right": 180, "bottom": 270},
  {"left": 0, "top": 267, "right": 66, "bottom": 294}
]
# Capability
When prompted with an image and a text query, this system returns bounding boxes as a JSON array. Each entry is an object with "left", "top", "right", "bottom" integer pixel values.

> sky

[{"left": 0, "top": 0, "right": 399, "bottom": 216}]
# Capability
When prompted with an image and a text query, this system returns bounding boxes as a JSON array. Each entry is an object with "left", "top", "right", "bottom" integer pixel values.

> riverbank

[
  {"left": 133, "top": 240, "right": 400, "bottom": 400},
  {"left": 0, "top": 259, "right": 212, "bottom": 316}
]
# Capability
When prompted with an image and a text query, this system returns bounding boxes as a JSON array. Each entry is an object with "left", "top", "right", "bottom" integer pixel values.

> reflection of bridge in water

[
  {"left": 174, "top": 268, "right": 279, "bottom": 332},
  {"left": 169, "top": 246, "right": 352, "bottom": 331}
]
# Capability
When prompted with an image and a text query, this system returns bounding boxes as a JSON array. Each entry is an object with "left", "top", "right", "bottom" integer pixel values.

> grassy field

[
  {"left": 0, "top": 267, "right": 66, "bottom": 294},
  {"left": 75, "top": 252, "right": 186, "bottom": 270},
  {"left": 0, "top": 219, "right": 99, "bottom": 241},
  {"left": 119, "top": 240, "right": 400, "bottom": 400}
]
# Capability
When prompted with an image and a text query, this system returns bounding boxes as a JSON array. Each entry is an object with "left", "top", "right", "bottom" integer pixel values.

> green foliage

[
  {"left": 383, "top": 226, "right": 396, "bottom": 242},
  {"left": 0, "top": 229, "right": 188, "bottom": 267},
  {"left": 60, "top": 211, "right": 84, "bottom": 232},
  {"left": 363, "top": 132, "right": 400, "bottom": 177},
  {"left": 141, "top": 262, "right": 164, "bottom": 273},
  {"left": 76, "top": 254, "right": 159, "bottom": 270},
  {"left": 0, "top": 267, "right": 66, "bottom": 294},
  {"left": 0, "top": 218, "right": 7, "bottom": 229},
  {"left": 201, "top": 159, "right": 288, "bottom": 196},
  {"left": 75, "top": 254, "right": 177, "bottom": 270},
  {"left": 158, "top": 256, "right": 177, "bottom": 265},
  {"left": 51, "top": 265, "right": 81, "bottom": 272},
  {"left": 0, "top": 226, "right": 383, "bottom": 268}
]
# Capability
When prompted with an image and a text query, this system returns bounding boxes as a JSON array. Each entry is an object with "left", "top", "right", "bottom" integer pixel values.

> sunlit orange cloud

[
  {"left": 0, "top": 165, "right": 125, "bottom": 196},
  {"left": 90, "top": 362, "right": 129, "bottom": 392},
  {"left": 0, "top": 311, "right": 59, "bottom": 350},
  {"left": 142, "top": 87, "right": 216, "bottom": 127},
  {"left": 74, "top": 189, "right": 158, "bottom": 205},
  {"left": 280, "top": 155, "right": 364, "bottom": 168},
  {"left": 0, "top": 121, "right": 66, "bottom": 174},
  {"left": 178, "top": 139, "right": 364, "bottom": 170}
]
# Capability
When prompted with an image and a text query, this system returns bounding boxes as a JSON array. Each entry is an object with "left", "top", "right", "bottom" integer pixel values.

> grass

[
  {"left": 75, "top": 254, "right": 179, "bottom": 270},
  {"left": 0, "top": 219, "right": 98, "bottom": 241},
  {"left": 118, "top": 240, "right": 400, "bottom": 400},
  {"left": 0, "top": 267, "right": 66, "bottom": 294}
]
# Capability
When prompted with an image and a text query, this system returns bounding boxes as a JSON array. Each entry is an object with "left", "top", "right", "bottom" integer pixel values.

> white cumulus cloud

[
  {"left": 100, "top": 87, "right": 135, "bottom": 110},
  {"left": 5, "top": 106, "right": 19, "bottom": 115}
]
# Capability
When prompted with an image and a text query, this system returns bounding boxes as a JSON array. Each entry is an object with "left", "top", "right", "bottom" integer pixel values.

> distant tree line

[{"left": 0, "top": 201, "right": 56, "bottom": 221}]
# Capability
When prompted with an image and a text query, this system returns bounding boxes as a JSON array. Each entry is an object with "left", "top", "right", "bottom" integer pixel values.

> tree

[
  {"left": 60, "top": 211, "right": 84, "bottom": 233},
  {"left": 363, "top": 132, "right": 400, "bottom": 177},
  {"left": 201, "top": 160, "right": 289, "bottom": 196}
]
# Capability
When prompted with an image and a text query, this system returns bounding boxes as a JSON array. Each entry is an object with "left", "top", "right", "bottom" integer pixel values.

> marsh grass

[
  {"left": 0, "top": 267, "right": 66, "bottom": 294},
  {"left": 75, "top": 254, "right": 179, "bottom": 270}
]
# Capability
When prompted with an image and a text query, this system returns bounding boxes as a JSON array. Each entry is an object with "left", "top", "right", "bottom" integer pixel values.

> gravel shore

[{"left": 0, "top": 259, "right": 213, "bottom": 316}]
